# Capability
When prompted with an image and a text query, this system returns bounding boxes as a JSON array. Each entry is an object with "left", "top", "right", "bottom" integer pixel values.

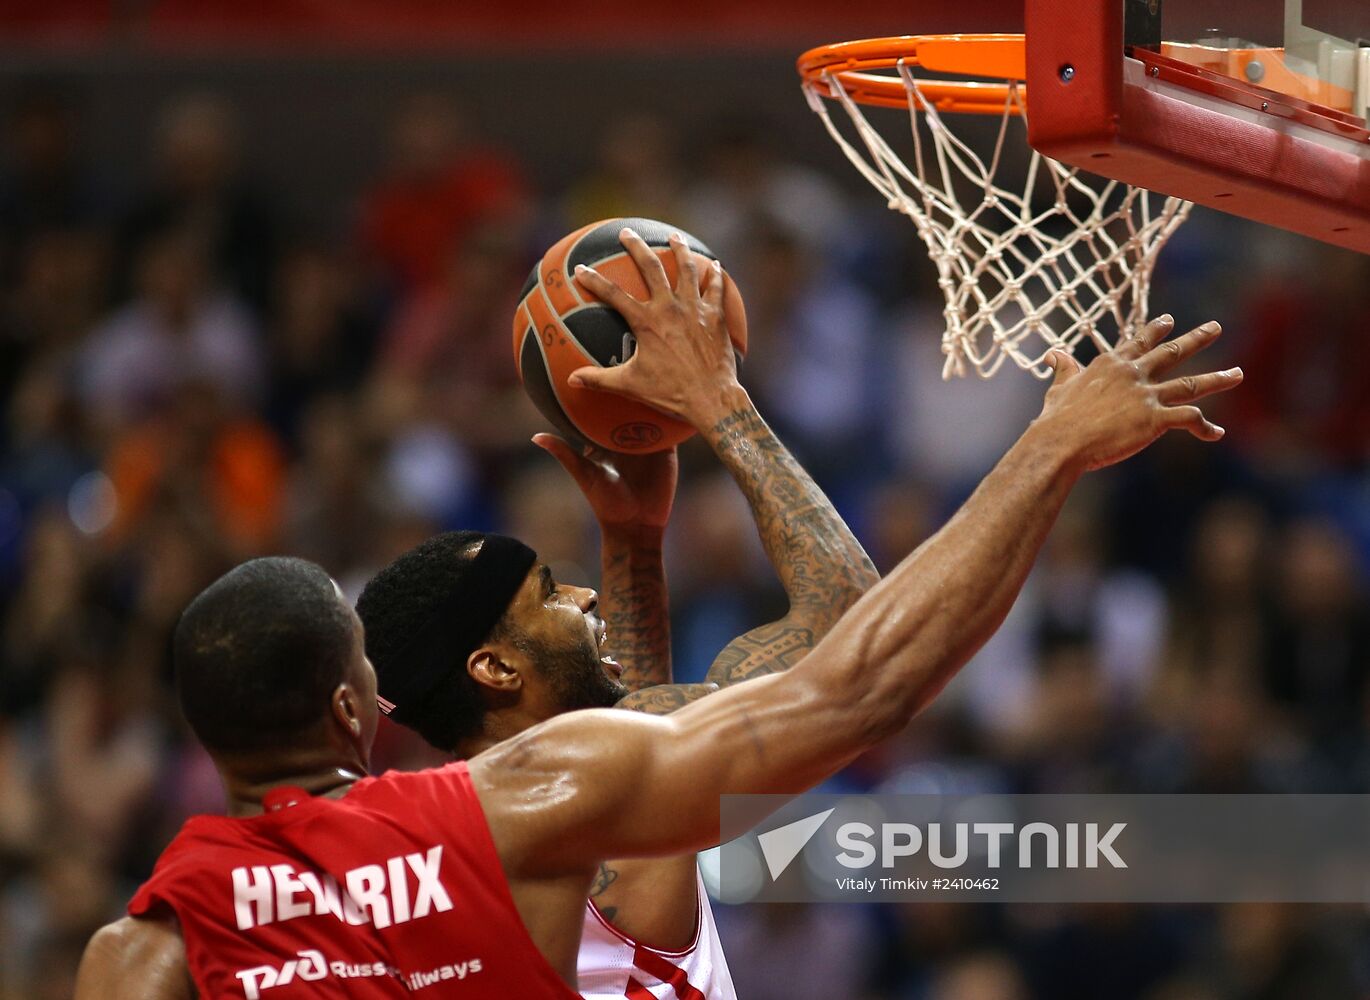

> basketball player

[
  {"left": 76, "top": 230, "right": 1242, "bottom": 998},
  {"left": 361, "top": 231, "right": 881, "bottom": 999}
]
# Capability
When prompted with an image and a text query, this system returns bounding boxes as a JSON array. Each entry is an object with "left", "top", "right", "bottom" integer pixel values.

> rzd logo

[{"left": 236, "top": 950, "right": 327, "bottom": 999}]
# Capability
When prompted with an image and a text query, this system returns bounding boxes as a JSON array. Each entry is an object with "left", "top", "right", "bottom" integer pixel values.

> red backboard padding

[{"left": 1026, "top": 0, "right": 1370, "bottom": 254}]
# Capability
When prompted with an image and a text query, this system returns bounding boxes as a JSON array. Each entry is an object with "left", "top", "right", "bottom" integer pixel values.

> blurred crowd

[{"left": 0, "top": 81, "right": 1369, "bottom": 1000}]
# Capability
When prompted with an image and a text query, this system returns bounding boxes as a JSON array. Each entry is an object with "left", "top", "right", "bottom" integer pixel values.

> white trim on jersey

[{"left": 577, "top": 870, "right": 737, "bottom": 1000}]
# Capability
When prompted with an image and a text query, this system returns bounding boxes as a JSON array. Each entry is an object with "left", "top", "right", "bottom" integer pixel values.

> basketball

[{"left": 513, "top": 217, "right": 748, "bottom": 453}]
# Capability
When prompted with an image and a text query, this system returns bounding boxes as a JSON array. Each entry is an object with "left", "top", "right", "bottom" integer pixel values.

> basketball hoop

[{"left": 799, "top": 35, "right": 1192, "bottom": 379}]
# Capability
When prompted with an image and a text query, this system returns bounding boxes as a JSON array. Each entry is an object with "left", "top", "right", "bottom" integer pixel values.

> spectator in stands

[
  {"left": 562, "top": 113, "right": 685, "bottom": 227},
  {"left": 0, "top": 227, "right": 109, "bottom": 413},
  {"left": 121, "top": 95, "right": 277, "bottom": 310},
  {"left": 0, "top": 88, "right": 108, "bottom": 285},
  {"left": 684, "top": 118, "right": 853, "bottom": 274},
  {"left": 369, "top": 220, "right": 540, "bottom": 455},
  {"left": 100, "top": 378, "right": 285, "bottom": 556},
  {"left": 282, "top": 393, "right": 391, "bottom": 573},
  {"left": 78, "top": 228, "right": 262, "bottom": 434},
  {"left": 356, "top": 94, "right": 530, "bottom": 295},
  {"left": 727, "top": 216, "right": 883, "bottom": 501},
  {"left": 0, "top": 510, "right": 93, "bottom": 716},
  {"left": 1227, "top": 244, "right": 1370, "bottom": 470},
  {"left": 263, "top": 245, "right": 376, "bottom": 445},
  {"left": 1261, "top": 518, "right": 1370, "bottom": 756}
]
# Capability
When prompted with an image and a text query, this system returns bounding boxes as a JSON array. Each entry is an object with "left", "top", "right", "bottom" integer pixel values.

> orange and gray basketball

[{"left": 513, "top": 217, "right": 748, "bottom": 453}]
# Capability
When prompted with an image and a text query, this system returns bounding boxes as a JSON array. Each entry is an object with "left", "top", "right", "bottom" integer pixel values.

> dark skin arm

[
  {"left": 594, "top": 233, "right": 877, "bottom": 713},
  {"left": 697, "top": 391, "right": 878, "bottom": 685},
  {"left": 539, "top": 392, "right": 879, "bottom": 717},
  {"left": 532, "top": 435, "right": 677, "bottom": 693},
  {"left": 75, "top": 916, "right": 194, "bottom": 1000},
  {"left": 475, "top": 247, "right": 1239, "bottom": 974},
  {"left": 613, "top": 390, "right": 880, "bottom": 710}
]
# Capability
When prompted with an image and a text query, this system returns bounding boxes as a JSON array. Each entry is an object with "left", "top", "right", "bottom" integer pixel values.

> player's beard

[{"left": 527, "top": 628, "right": 627, "bottom": 712}]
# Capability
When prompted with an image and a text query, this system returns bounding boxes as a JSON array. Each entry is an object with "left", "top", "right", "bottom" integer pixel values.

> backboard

[{"left": 1026, "top": 0, "right": 1370, "bottom": 253}]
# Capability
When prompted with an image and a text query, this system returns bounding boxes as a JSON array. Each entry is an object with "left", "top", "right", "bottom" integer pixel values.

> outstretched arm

[
  {"left": 486, "top": 412, "right": 1078, "bottom": 870},
  {"left": 474, "top": 247, "right": 1240, "bottom": 872},
  {"left": 76, "top": 917, "right": 194, "bottom": 1000}
]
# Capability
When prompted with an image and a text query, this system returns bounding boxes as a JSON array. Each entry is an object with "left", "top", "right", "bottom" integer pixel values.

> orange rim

[{"left": 798, "top": 34, "right": 1027, "bottom": 115}]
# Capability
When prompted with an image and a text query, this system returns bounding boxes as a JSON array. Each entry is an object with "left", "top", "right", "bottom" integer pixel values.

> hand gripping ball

[{"left": 513, "top": 217, "right": 748, "bottom": 453}]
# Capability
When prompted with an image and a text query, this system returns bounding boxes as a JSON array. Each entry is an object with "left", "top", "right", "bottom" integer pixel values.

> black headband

[{"left": 375, "top": 533, "right": 537, "bottom": 725}]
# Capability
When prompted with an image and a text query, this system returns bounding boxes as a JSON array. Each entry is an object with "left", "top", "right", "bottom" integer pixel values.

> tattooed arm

[
  {"left": 577, "top": 229, "right": 876, "bottom": 716},
  {"left": 618, "top": 395, "right": 878, "bottom": 712},
  {"left": 700, "top": 394, "right": 878, "bottom": 687},
  {"left": 533, "top": 434, "right": 677, "bottom": 691},
  {"left": 596, "top": 524, "right": 671, "bottom": 692}
]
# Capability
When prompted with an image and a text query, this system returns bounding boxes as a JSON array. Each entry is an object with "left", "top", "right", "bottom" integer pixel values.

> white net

[{"left": 804, "top": 61, "right": 1193, "bottom": 378}]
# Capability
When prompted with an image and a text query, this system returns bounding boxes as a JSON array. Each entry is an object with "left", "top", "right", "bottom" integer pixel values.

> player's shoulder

[
  {"left": 85, "top": 916, "right": 138, "bottom": 956},
  {"left": 131, "top": 818, "right": 241, "bottom": 918},
  {"left": 77, "top": 917, "right": 189, "bottom": 1000},
  {"left": 142, "top": 813, "right": 243, "bottom": 875},
  {"left": 350, "top": 759, "right": 477, "bottom": 815},
  {"left": 473, "top": 707, "right": 662, "bottom": 775},
  {"left": 467, "top": 708, "right": 667, "bottom": 819},
  {"left": 88, "top": 914, "right": 180, "bottom": 952},
  {"left": 362, "top": 758, "right": 470, "bottom": 792}
]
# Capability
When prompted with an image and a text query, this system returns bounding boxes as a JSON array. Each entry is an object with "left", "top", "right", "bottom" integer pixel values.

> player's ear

[
  {"left": 468, "top": 648, "right": 522, "bottom": 693},
  {"left": 331, "top": 683, "right": 364, "bottom": 738}
]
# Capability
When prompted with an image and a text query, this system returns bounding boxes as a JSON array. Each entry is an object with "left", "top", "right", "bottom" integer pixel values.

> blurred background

[{"left": 2, "top": 2, "right": 1369, "bottom": 998}]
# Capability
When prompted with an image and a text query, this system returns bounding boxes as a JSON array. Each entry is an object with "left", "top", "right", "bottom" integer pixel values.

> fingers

[
  {"left": 575, "top": 264, "right": 644, "bottom": 319},
  {"left": 532, "top": 432, "right": 586, "bottom": 465},
  {"left": 533, "top": 432, "right": 616, "bottom": 484},
  {"left": 568, "top": 363, "right": 631, "bottom": 397},
  {"left": 1140, "top": 320, "right": 1222, "bottom": 375},
  {"left": 1046, "top": 348, "right": 1082, "bottom": 385},
  {"left": 1156, "top": 367, "right": 1243, "bottom": 405},
  {"left": 1155, "top": 363, "right": 1240, "bottom": 443},
  {"left": 1115, "top": 314, "right": 1175, "bottom": 360},
  {"left": 1162, "top": 404, "right": 1226, "bottom": 442},
  {"left": 532, "top": 433, "right": 591, "bottom": 476},
  {"left": 668, "top": 232, "right": 701, "bottom": 303},
  {"left": 531, "top": 431, "right": 565, "bottom": 453},
  {"left": 619, "top": 227, "right": 672, "bottom": 298},
  {"left": 704, "top": 258, "right": 725, "bottom": 311}
]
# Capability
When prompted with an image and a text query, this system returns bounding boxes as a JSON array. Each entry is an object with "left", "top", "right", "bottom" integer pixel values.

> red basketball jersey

[{"left": 128, "top": 762, "right": 581, "bottom": 999}]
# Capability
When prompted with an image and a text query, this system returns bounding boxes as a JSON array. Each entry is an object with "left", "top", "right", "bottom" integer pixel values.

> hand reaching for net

[{"left": 1039, "top": 315, "right": 1243, "bottom": 472}]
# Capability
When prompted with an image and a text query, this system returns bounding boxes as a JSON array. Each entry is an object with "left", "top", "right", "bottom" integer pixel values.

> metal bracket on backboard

[{"left": 1125, "top": 0, "right": 1162, "bottom": 50}]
